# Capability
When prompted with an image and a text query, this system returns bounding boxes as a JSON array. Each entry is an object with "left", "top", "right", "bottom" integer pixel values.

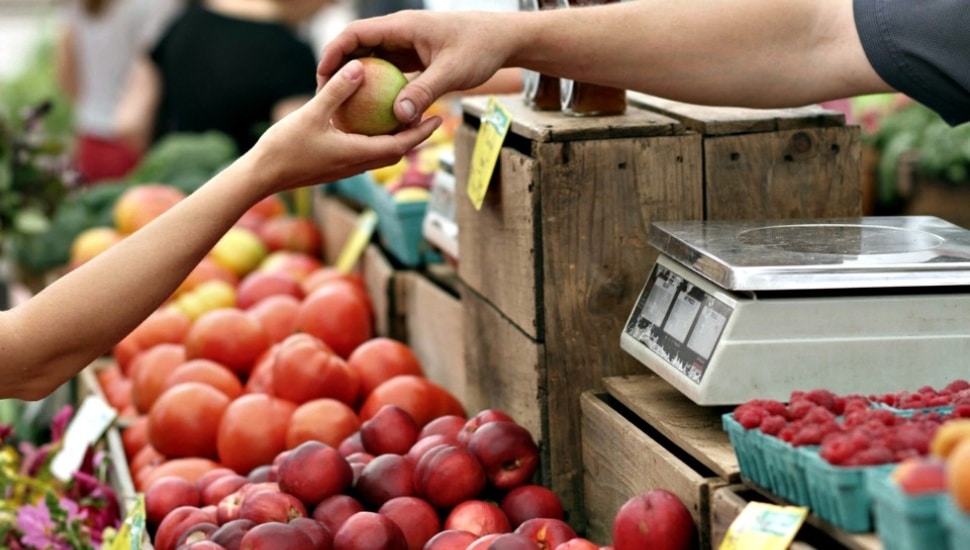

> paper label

[
  {"left": 718, "top": 502, "right": 808, "bottom": 550},
  {"left": 104, "top": 493, "right": 147, "bottom": 550},
  {"left": 50, "top": 395, "right": 117, "bottom": 482},
  {"left": 467, "top": 97, "right": 512, "bottom": 211},
  {"left": 335, "top": 208, "right": 378, "bottom": 273}
]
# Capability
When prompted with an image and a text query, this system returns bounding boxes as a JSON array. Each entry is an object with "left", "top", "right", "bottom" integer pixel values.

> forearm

[
  {"left": 0, "top": 153, "right": 266, "bottom": 400},
  {"left": 508, "top": 0, "right": 891, "bottom": 107}
]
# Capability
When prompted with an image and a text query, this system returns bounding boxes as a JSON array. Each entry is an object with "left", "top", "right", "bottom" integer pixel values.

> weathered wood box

[{"left": 454, "top": 94, "right": 862, "bottom": 524}]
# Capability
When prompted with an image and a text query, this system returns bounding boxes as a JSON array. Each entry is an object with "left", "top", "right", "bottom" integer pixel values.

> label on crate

[
  {"left": 718, "top": 502, "right": 808, "bottom": 550},
  {"left": 50, "top": 394, "right": 117, "bottom": 482},
  {"left": 467, "top": 96, "right": 512, "bottom": 211},
  {"left": 335, "top": 208, "right": 378, "bottom": 273},
  {"left": 105, "top": 493, "right": 148, "bottom": 550}
]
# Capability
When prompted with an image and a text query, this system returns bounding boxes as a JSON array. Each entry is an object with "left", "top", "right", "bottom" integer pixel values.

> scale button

[{"left": 637, "top": 318, "right": 648, "bottom": 329}]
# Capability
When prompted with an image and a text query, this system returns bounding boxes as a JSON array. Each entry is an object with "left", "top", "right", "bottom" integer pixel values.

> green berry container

[
  {"left": 868, "top": 469, "right": 948, "bottom": 550},
  {"left": 722, "top": 413, "right": 771, "bottom": 490},
  {"left": 942, "top": 497, "right": 970, "bottom": 549},
  {"left": 801, "top": 451, "right": 893, "bottom": 532}
]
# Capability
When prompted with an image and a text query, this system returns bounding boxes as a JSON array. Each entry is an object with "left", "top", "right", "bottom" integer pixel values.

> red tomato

[
  {"left": 184, "top": 308, "right": 271, "bottom": 378},
  {"left": 296, "top": 283, "right": 373, "bottom": 358},
  {"left": 347, "top": 337, "right": 425, "bottom": 398},
  {"left": 165, "top": 359, "right": 244, "bottom": 400},
  {"left": 114, "top": 309, "right": 191, "bottom": 375},
  {"left": 246, "top": 294, "right": 301, "bottom": 344},
  {"left": 217, "top": 393, "right": 297, "bottom": 475},
  {"left": 285, "top": 398, "right": 361, "bottom": 449},
  {"left": 141, "top": 457, "right": 223, "bottom": 492},
  {"left": 130, "top": 343, "right": 187, "bottom": 414},
  {"left": 148, "top": 382, "right": 231, "bottom": 460},
  {"left": 244, "top": 345, "right": 277, "bottom": 395},
  {"left": 359, "top": 375, "right": 466, "bottom": 428},
  {"left": 300, "top": 268, "right": 368, "bottom": 304},
  {"left": 272, "top": 333, "right": 360, "bottom": 406},
  {"left": 122, "top": 415, "right": 150, "bottom": 459}
]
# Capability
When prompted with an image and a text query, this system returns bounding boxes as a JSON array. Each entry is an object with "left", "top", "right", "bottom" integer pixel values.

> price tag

[
  {"left": 106, "top": 493, "right": 148, "bottom": 550},
  {"left": 466, "top": 97, "right": 512, "bottom": 211},
  {"left": 335, "top": 208, "right": 378, "bottom": 273},
  {"left": 50, "top": 395, "right": 117, "bottom": 482},
  {"left": 718, "top": 502, "right": 808, "bottom": 550}
]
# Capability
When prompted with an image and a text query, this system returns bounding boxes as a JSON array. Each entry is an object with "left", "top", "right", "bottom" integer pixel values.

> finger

[
  {"left": 312, "top": 59, "right": 365, "bottom": 115},
  {"left": 393, "top": 71, "right": 457, "bottom": 125}
]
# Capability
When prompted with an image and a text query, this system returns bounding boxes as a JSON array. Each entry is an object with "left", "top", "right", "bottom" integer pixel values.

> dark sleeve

[
  {"left": 270, "top": 40, "right": 319, "bottom": 102},
  {"left": 854, "top": 0, "right": 970, "bottom": 126}
]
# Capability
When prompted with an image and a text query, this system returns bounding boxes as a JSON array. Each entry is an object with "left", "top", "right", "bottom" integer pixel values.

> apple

[
  {"left": 153, "top": 505, "right": 219, "bottom": 550},
  {"left": 175, "top": 522, "right": 220, "bottom": 547},
  {"left": 500, "top": 484, "right": 565, "bottom": 528},
  {"left": 406, "top": 433, "right": 459, "bottom": 465},
  {"left": 339, "top": 432, "right": 366, "bottom": 457},
  {"left": 180, "top": 541, "right": 229, "bottom": 550},
  {"left": 145, "top": 476, "right": 201, "bottom": 529},
  {"left": 466, "top": 421, "right": 540, "bottom": 490},
  {"left": 418, "top": 415, "right": 468, "bottom": 441},
  {"left": 277, "top": 440, "right": 354, "bottom": 507},
  {"left": 476, "top": 533, "right": 536, "bottom": 550},
  {"left": 288, "top": 517, "right": 334, "bottom": 550},
  {"left": 464, "top": 534, "right": 501, "bottom": 550},
  {"left": 210, "top": 226, "right": 269, "bottom": 277},
  {"left": 113, "top": 183, "right": 185, "bottom": 235},
  {"left": 554, "top": 539, "right": 600, "bottom": 550},
  {"left": 331, "top": 58, "right": 409, "bottom": 136},
  {"left": 360, "top": 404, "right": 420, "bottom": 456},
  {"left": 443, "top": 500, "right": 511, "bottom": 537},
  {"left": 423, "top": 529, "right": 479, "bottom": 550},
  {"left": 238, "top": 521, "right": 314, "bottom": 549},
  {"left": 457, "top": 409, "right": 516, "bottom": 446},
  {"left": 378, "top": 496, "right": 441, "bottom": 550},
  {"left": 209, "top": 519, "right": 256, "bottom": 550},
  {"left": 238, "top": 489, "right": 307, "bottom": 524},
  {"left": 333, "top": 511, "right": 408, "bottom": 550},
  {"left": 312, "top": 494, "right": 365, "bottom": 536},
  {"left": 514, "top": 517, "right": 577, "bottom": 549},
  {"left": 413, "top": 444, "right": 486, "bottom": 509},
  {"left": 612, "top": 490, "right": 696, "bottom": 550},
  {"left": 236, "top": 271, "right": 304, "bottom": 310},
  {"left": 892, "top": 456, "right": 948, "bottom": 494},
  {"left": 355, "top": 453, "right": 416, "bottom": 509},
  {"left": 258, "top": 251, "right": 323, "bottom": 283},
  {"left": 247, "top": 465, "right": 276, "bottom": 484}
]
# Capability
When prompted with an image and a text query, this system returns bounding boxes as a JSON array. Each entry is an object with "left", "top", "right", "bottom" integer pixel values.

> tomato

[
  {"left": 122, "top": 415, "right": 150, "bottom": 459},
  {"left": 257, "top": 215, "right": 323, "bottom": 256},
  {"left": 148, "top": 382, "right": 231, "bottom": 460},
  {"left": 244, "top": 345, "right": 278, "bottom": 395},
  {"left": 246, "top": 294, "right": 301, "bottom": 344},
  {"left": 165, "top": 359, "right": 244, "bottom": 400},
  {"left": 130, "top": 343, "right": 187, "bottom": 414},
  {"left": 141, "top": 457, "right": 223, "bottom": 492},
  {"left": 174, "top": 257, "right": 239, "bottom": 298},
  {"left": 285, "top": 398, "right": 361, "bottom": 449},
  {"left": 235, "top": 271, "right": 304, "bottom": 310},
  {"left": 296, "top": 283, "right": 373, "bottom": 358},
  {"left": 184, "top": 308, "right": 271, "bottom": 379},
  {"left": 272, "top": 333, "right": 360, "bottom": 406},
  {"left": 300, "top": 268, "right": 368, "bottom": 305},
  {"left": 347, "top": 337, "right": 425, "bottom": 398},
  {"left": 103, "top": 376, "right": 134, "bottom": 413},
  {"left": 217, "top": 393, "right": 297, "bottom": 475},
  {"left": 359, "top": 375, "right": 467, "bottom": 428},
  {"left": 113, "top": 309, "right": 191, "bottom": 375},
  {"left": 130, "top": 444, "right": 165, "bottom": 480}
]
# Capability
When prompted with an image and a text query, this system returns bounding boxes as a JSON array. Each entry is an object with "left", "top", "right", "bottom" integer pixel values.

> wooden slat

[
  {"left": 401, "top": 272, "right": 466, "bottom": 404},
  {"left": 360, "top": 244, "right": 400, "bottom": 338},
  {"left": 602, "top": 374, "right": 740, "bottom": 481}
]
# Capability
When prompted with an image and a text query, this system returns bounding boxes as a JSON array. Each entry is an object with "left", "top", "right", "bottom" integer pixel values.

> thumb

[
  {"left": 393, "top": 70, "right": 452, "bottom": 125},
  {"left": 314, "top": 59, "right": 365, "bottom": 114}
]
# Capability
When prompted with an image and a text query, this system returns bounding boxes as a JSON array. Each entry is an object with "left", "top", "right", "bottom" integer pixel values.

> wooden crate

[
  {"left": 312, "top": 188, "right": 361, "bottom": 267},
  {"left": 398, "top": 264, "right": 466, "bottom": 403},
  {"left": 710, "top": 484, "right": 883, "bottom": 550},
  {"left": 454, "top": 94, "right": 862, "bottom": 524}
]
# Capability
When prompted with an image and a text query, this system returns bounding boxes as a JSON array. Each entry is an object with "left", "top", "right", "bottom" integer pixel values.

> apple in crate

[
  {"left": 466, "top": 420, "right": 539, "bottom": 490},
  {"left": 612, "top": 489, "right": 696, "bottom": 550}
]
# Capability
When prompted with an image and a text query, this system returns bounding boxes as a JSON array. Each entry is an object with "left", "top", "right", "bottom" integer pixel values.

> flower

[{"left": 16, "top": 501, "right": 69, "bottom": 550}]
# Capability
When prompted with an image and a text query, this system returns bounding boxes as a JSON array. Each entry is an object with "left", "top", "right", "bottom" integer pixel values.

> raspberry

[
  {"left": 778, "top": 426, "right": 796, "bottom": 443},
  {"left": 917, "top": 385, "right": 938, "bottom": 395},
  {"left": 759, "top": 415, "right": 788, "bottom": 436},
  {"left": 804, "top": 389, "right": 838, "bottom": 412},
  {"left": 868, "top": 409, "right": 900, "bottom": 426},
  {"left": 792, "top": 425, "right": 824, "bottom": 447},
  {"left": 820, "top": 436, "right": 854, "bottom": 465},
  {"left": 927, "top": 394, "right": 952, "bottom": 407},
  {"left": 953, "top": 405, "right": 970, "bottom": 418},
  {"left": 735, "top": 407, "right": 765, "bottom": 429},
  {"left": 946, "top": 380, "right": 970, "bottom": 393},
  {"left": 787, "top": 399, "right": 815, "bottom": 420},
  {"left": 846, "top": 446, "right": 895, "bottom": 466},
  {"left": 802, "top": 407, "right": 836, "bottom": 426},
  {"left": 843, "top": 410, "right": 870, "bottom": 428}
]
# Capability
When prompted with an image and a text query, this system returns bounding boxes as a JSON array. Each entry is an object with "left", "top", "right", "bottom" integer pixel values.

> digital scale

[{"left": 620, "top": 216, "right": 970, "bottom": 405}]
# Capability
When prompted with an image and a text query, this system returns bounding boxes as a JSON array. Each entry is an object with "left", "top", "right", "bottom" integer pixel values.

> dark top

[
  {"left": 854, "top": 0, "right": 970, "bottom": 126},
  {"left": 150, "top": 5, "right": 318, "bottom": 152}
]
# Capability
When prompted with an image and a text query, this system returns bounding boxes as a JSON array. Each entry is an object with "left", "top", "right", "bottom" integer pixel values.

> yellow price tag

[
  {"left": 105, "top": 493, "right": 147, "bottom": 550},
  {"left": 467, "top": 96, "right": 512, "bottom": 211},
  {"left": 718, "top": 502, "right": 808, "bottom": 550},
  {"left": 335, "top": 209, "right": 378, "bottom": 273}
]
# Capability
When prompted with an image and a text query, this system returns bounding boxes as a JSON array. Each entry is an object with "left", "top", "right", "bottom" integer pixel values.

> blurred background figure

[
  {"left": 115, "top": 0, "right": 333, "bottom": 156},
  {"left": 55, "top": 0, "right": 182, "bottom": 184}
]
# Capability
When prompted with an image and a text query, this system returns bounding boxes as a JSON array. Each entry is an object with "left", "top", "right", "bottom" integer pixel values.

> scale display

[
  {"left": 624, "top": 263, "right": 734, "bottom": 384},
  {"left": 621, "top": 216, "right": 970, "bottom": 405}
]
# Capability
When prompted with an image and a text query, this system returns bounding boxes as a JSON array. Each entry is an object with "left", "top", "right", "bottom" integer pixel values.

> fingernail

[
  {"left": 342, "top": 59, "right": 363, "bottom": 81},
  {"left": 399, "top": 99, "right": 416, "bottom": 121}
]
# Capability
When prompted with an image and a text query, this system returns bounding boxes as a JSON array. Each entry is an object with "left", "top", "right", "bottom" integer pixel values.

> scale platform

[{"left": 620, "top": 216, "right": 970, "bottom": 405}]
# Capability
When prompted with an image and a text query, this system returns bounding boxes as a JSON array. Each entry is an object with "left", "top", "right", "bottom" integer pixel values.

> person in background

[
  {"left": 315, "top": 1, "right": 970, "bottom": 129},
  {"left": 115, "top": 0, "right": 332, "bottom": 156},
  {"left": 0, "top": 59, "right": 442, "bottom": 401},
  {"left": 55, "top": 0, "right": 182, "bottom": 183}
]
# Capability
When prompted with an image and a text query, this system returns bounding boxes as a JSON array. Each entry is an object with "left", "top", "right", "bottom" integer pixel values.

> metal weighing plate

[{"left": 648, "top": 216, "right": 970, "bottom": 291}]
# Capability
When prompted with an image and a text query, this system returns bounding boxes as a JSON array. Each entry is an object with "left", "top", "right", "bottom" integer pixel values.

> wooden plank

[
  {"left": 460, "top": 286, "right": 544, "bottom": 455},
  {"left": 704, "top": 127, "right": 863, "bottom": 220},
  {"left": 710, "top": 485, "right": 833, "bottom": 550},
  {"left": 455, "top": 126, "right": 542, "bottom": 339},
  {"left": 581, "top": 391, "right": 726, "bottom": 549},
  {"left": 401, "top": 271, "right": 466, "bottom": 404},
  {"left": 461, "top": 94, "right": 683, "bottom": 143},
  {"left": 360, "top": 244, "right": 400, "bottom": 338},
  {"left": 602, "top": 374, "right": 740, "bottom": 481},
  {"left": 627, "top": 92, "right": 846, "bottom": 135}
]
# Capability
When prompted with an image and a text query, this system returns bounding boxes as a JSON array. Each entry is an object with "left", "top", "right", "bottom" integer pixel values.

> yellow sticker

[
  {"left": 335, "top": 209, "right": 378, "bottom": 273},
  {"left": 467, "top": 97, "right": 512, "bottom": 211},
  {"left": 105, "top": 493, "right": 146, "bottom": 550},
  {"left": 718, "top": 502, "right": 809, "bottom": 550}
]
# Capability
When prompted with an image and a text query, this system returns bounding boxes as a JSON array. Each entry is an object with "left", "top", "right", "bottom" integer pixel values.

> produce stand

[{"left": 453, "top": 93, "right": 862, "bottom": 526}]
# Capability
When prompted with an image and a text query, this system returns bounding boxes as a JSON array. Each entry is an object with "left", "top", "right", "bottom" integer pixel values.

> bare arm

[
  {"left": 54, "top": 24, "right": 79, "bottom": 101},
  {"left": 114, "top": 54, "right": 162, "bottom": 153},
  {"left": 318, "top": 1, "right": 892, "bottom": 124},
  {"left": 0, "top": 60, "right": 442, "bottom": 401}
]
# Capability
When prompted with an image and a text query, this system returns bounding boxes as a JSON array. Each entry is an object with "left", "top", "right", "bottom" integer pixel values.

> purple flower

[
  {"left": 0, "top": 423, "right": 14, "bottom": 443},
  {"left": 50, "top": 406, "right": 74, "bottom": 443},
  {"left": 16, "top": 502, "right": 70, "bottom": 550}
]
